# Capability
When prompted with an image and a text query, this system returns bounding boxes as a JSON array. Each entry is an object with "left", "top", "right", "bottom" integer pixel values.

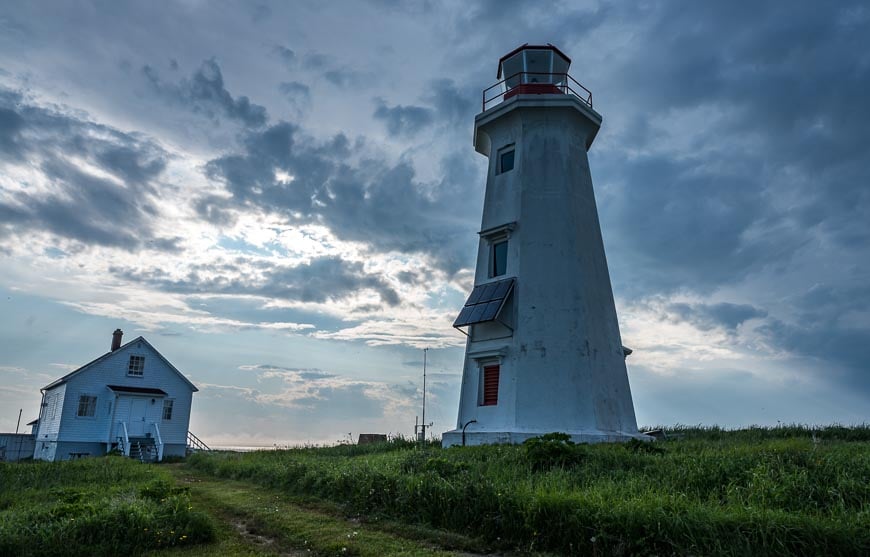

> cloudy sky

[{"left": 1, "top": 1, "right": 868, "bottom": 445}]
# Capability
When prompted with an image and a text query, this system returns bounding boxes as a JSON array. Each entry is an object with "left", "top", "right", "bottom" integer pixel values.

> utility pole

[
  {"left": 421, "top": 348, "right": 428, "bottom": 442},
  {"left": 15, "top": 408, "right": 22, "bottom": 462}
]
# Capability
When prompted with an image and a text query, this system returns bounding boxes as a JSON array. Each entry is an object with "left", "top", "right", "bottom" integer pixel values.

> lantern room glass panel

[
  {"left": 501, "top": 52, "right": 524, "bottom": 89},
  {"left": 524, "top": 49, "right": 553, "bottom": 83},
  {"left": 552, "top": 55, "right": 569, "bottom": 86}
]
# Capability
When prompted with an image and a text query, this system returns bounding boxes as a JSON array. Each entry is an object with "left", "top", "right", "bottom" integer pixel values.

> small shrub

[
  {"left": 523, "top": 432, "right": 586, "bottom": 472},
  {"left": 423, "top": 457, "right": 469, "bottom": 478},
  {"left": 625, "top": 437, "right": 665, "bottom": 454}
]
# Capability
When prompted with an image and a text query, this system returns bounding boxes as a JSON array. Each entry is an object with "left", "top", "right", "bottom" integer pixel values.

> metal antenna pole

[
  {"left": 15, "top": 408, "right": 22, "bottom": 434},
  {"left": 422, "top": 348, "right": 428, "bottom": 442}
]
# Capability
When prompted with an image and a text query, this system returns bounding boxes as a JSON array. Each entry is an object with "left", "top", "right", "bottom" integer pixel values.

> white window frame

[
  {"left": 127, "top": 355, "right": 145, "bottom": 377},
  {"left": 76, "top": 395, "right": 97, "bottom": 418},
  {"left": 162, "top": 399, "right": 174, "bottom": 421}
]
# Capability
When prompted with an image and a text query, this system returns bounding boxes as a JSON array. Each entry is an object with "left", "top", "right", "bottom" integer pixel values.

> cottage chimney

[{"left": 111, "top": 329, "right": 123, "bottom": 351}]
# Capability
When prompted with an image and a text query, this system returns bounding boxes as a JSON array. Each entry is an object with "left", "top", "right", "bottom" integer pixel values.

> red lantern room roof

[{"left": 497, "top": 43, "right": 572, "bottom": 78}]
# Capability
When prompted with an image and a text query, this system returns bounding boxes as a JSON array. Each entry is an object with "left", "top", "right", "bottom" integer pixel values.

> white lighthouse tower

[{"left": 442, "top": 44, "right": 643, "bottom": 447}]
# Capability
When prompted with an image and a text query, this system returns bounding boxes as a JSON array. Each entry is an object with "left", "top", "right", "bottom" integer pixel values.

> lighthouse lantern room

[{"left": 442, "top": 44, "right": 645, "bottom": 447}]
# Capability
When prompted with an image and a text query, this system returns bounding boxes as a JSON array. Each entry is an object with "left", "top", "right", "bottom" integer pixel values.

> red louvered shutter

[{"left": 482, "top": 365, "right": 500, "bottom": 406}]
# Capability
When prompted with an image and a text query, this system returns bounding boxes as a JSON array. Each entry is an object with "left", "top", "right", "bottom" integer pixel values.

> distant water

[{"left": 209, "top": 445, "right": 280, "bottom": 452}]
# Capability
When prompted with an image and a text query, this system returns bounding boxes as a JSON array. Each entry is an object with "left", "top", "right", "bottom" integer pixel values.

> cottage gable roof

[{"left": 41, "top": 336, "right": 198, "bottom": 393}]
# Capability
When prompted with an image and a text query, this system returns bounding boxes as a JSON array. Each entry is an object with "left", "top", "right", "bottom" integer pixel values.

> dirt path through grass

[{"left": 160, "top": 465, "right": 488, "bottom": 557}]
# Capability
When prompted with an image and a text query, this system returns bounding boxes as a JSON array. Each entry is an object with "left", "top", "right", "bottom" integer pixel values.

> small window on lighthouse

[
  {"left": 490, "top": 240, "right": 508, "bottom": 277},
  {"left": 498, "top": 146, "right": 515, "bottom": 174},
  {"left": 480, "top": 364, "right": 500, "bottom": 406}
]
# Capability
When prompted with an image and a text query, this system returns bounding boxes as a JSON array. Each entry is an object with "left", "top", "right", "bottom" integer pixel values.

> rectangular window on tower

[
  {"left": 480, "top": 364, "right": 500, "bottom": 406},
  {"left": 490, "top": 240, "right": 508, "bottom": 277},
  {"left": 497, "top": 145, "right": 515, "bottom": 174}
]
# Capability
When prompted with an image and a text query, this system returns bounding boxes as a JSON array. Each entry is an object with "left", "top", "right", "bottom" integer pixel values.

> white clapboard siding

[{"left": 35, "top": 384, "right": 67, "bottom": 442}]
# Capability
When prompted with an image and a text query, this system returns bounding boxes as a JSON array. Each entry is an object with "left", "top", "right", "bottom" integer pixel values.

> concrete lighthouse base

[{"left": 441, "top": 428, "right": 650, "bottom": 448}]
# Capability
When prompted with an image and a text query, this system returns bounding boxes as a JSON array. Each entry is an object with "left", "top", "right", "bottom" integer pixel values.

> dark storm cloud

[
  {"left": 596, "top": 2, "right": 870, "bottom": 294},
  {"left": 667, "top": 302, "right": 767, "bottom": 333},
  {"left": 278, "top": 81, "right": 311, "bottom": 116},
  {"left": 759, "top": 318, "right": 870, "bottom": 393},
  {"left": 755, "top": 283, "right": 870, "bottom": 391},
  {"left": 372, "top": 98, "right": 434, "bottom": 137},
  {"left": 0, "top": 103, "right": 25, "bottom": 158},
  {"left": 279, "top": 81, "right": 309, "bottom": 99},
  {"left": 110, "top": 255, "right": 400, "bottom": 307},
  {"left": 302, "top": 52, "right": 331, "bottom": 70},
  {"left": 142, "top": 58, "right": 268, "bottom": 127},
  {"left": 95, "top": 144, "right": 166, "bottom": 185},
  {"left": 0, "top": 87, "right": 180, "bottom": 250},
  {"left": 272, "top": 45, "right": 297, "bottom": 68},
  {"left": 299, "top": 51, "right": 366, "bottom": 89},
  {"left": 422, "top": 79, "right": 476, "bottom": 125},
  {"left": 200, "top": 120, "right": 480, "bottom": 275},
  {"left": 324, "top": 69, "right": 366, "bottom": 89}
]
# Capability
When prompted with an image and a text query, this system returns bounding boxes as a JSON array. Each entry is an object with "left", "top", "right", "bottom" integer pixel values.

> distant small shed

[
  {"left": 0, "top": 434, "right": 36, "bottom": 462},
  {"left": 357, "top": 434, "right": 387, "bottom": 445}
]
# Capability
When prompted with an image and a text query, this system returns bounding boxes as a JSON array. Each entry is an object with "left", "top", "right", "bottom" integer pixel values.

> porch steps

[{"left": 128, "top": 437, "right": 158, "bottom": 463}]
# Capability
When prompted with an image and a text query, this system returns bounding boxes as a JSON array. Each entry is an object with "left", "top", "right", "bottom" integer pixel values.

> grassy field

[
  {"left": 0, "top": 456, "right": 214, "bottom": 556},
  {"left": 2, "top": 426, "right": 868, "bottom": 556},
  {"left": 0, "top": 456, "right": 484, "bottom": 556},
  {"left": 185, "top": 426, "right": 870, "bottom": 556}
]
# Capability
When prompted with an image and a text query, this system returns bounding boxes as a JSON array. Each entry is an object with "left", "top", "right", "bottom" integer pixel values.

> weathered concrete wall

[{"left": 444, "top": 95, "right": 642, "bottom": 448}]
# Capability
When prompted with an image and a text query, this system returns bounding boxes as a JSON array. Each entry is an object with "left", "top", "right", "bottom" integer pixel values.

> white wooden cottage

[{"left": 32, "top": 329, "right": 198, "bottom": 462}]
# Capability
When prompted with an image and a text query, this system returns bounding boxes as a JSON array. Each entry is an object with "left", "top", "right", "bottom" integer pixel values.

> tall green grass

[
  {"left": 187, "top": 425, "right": 870, "bottom": 556},
  {"left": 0, "top": 456, "right": 214, "bottom": 556}
]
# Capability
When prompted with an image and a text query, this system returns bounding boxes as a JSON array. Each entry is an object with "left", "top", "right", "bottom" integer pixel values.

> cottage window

[
  {"left": 128, "top": 355, "right": 145, "bottom": 377},
  {"left": 77, "top": 395, "right": 97, "bottom": 417},
  {"left": 480, "top": 364, "right": 500, "bottom": 406},
  {"left": 162, "top": 399, "right": 174, "bottom": 420}
]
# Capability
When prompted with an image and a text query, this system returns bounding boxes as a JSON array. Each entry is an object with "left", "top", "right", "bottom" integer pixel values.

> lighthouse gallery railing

[{"left": 482, "top": 72, "right": 593, "bottom": 112}]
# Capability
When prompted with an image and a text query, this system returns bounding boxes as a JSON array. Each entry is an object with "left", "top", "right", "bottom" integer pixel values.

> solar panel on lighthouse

[{"left": 453, "top": 277, "right": 515, "bottom": 327}]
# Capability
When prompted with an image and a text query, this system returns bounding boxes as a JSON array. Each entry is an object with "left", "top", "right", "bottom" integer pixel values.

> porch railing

[
  {"left": 187, "top": 431, "right": 210, "bottom": 452},
  {"left": 119, "top": 422, "right": 130, "bottom": 457},
  {"left": 152, "top": 422, "right": 164, "bottom": 462}
]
